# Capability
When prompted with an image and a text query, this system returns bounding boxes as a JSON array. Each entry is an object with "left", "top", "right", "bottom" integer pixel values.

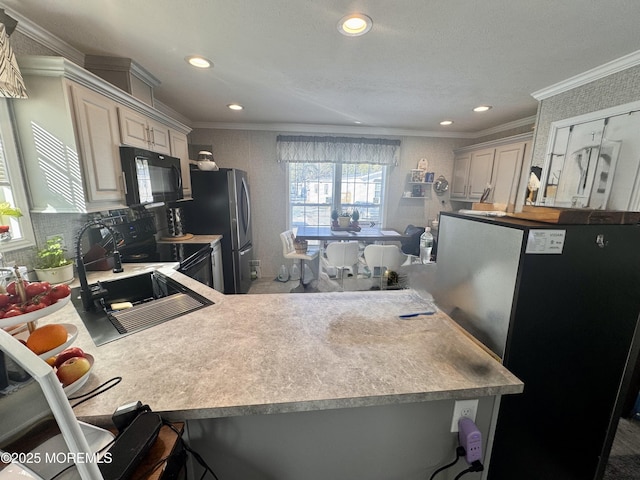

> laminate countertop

[{"left": 43, "top": 264, "right": 522, "bottom": 423}]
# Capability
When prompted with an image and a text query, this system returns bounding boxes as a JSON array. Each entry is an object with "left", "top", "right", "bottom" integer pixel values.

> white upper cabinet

[
  {"left": 11, "top": 70, "right": 126, "bottom": 213},
  {"left": 118, "top": 105, "right": 172, "bottom": 155},
  {"left": 70, "top": 83, "right": 124, "bottom": 205},
  {"left": 451, "top": 148, "right": 495, "bottom": 201},
  {"left": 169, "top": 129, "right": 191, "bottom": 199},
  {"left": 451, "top": 152, "right": 471, "bottom": 199},
  {"left": 13, "top": 56, "right": 192, "bottom": 213},
  {"left": 451, "top": 133, "right": 532, "bottom": 208},
  {"left": 490, "top": 141, "right": 531, "bottom": 207}
]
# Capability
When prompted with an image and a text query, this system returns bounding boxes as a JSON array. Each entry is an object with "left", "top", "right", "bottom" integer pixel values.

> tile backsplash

[{"left": 2, "top": 212, "right": 88, "bottom": 276}]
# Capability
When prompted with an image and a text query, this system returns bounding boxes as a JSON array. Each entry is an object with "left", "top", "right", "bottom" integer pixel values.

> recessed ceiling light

[
  {"left": 338, "top": 13, "right": 373, "bottom": 36},
  {"left": 473, "top": 105, "right": 492, "bottom": 112},
  {"left": 440, "top": 120, "right": 454, "bottom": 126},
  {"left": 185, "top": 55, "right": 212, "bottom": 69},
  {"left": 227, "top": 103, "right": 244, "bottom": 111}
]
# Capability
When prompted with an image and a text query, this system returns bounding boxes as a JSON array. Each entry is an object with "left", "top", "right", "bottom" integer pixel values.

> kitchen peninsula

[{"left": 50, "top": 264, "right": 522, "bottom": 479}]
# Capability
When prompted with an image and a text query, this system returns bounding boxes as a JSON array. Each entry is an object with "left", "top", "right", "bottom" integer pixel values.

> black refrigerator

[
  {"left": 432, "top": 212, "right": 640, "bottom": 480},
  {"left": 184, "top": 169, "right": 253, "bottom": 294}
]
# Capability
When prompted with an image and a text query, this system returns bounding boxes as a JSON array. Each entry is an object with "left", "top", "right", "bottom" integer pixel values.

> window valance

[{"left": 277, "top": 135, "right": 400, "bottom": 165}]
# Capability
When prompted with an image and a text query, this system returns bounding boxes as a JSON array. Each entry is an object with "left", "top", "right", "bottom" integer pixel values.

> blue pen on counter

[{"left": 398, "top": 311, "right": 436, "bottom": 318}]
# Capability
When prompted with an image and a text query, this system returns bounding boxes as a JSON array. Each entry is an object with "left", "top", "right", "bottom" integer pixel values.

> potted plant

[
  {"left": 338, "top": 211, "right": 351, "bottom": 228},
  {"left": 34, "top": 236, "right": 74, "bottom": 284},
  {"left": 331, "top": 209, "right": 339, "bottom": 228},
  {"left": 351, "top": 209, "right": 360, "bottom": 228},
  {"left": 0, "top": 202, "right": 22, "bottom": 240}
]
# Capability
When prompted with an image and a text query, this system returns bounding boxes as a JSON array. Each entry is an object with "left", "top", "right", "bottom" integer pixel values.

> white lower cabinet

[{"left": 212, "top": 240, "right": 224, "bottom": 293}]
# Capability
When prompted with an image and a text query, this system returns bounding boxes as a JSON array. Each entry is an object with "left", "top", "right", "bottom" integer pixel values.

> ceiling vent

[{"left": 84, "top": 55, "right": 160, "bottom": 106}]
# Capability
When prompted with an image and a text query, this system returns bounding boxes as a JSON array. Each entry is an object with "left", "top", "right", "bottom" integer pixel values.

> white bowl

[
  {"left": 198, "top": 160, "right": 219, "bottom": 171},
  {"left": 62, "top": 354, "right": 95, "bottom": 397},
  {"left": 0, "top": 294, "right": 71, "bottom": 329}
]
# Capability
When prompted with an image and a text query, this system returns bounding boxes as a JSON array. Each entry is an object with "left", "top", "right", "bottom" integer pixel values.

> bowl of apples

[{"left": 50, "top": 346, "right": 94, "bottom": 397}]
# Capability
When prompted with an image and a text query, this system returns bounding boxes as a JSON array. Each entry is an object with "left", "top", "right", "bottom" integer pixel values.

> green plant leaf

[{"left": 0, "top": 202, "right": 22, "bottom": 218}]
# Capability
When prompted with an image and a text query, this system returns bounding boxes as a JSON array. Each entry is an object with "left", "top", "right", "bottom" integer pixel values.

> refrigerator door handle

[{"left": 241, "top": 176, "right": 251, "bottom": 235}]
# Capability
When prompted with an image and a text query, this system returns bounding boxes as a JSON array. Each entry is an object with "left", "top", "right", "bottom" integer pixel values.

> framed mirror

[{"left": 536, "top": 100, "right": 640, "bottom": 210}]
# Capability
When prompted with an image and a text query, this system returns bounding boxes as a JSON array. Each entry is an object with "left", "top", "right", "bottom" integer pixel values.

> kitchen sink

[{"left": 71, "top": 270, "right": 213, "bottom": 346}]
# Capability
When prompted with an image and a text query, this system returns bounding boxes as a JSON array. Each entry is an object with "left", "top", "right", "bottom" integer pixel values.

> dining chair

[
  {"left": 400, "top": 224, "right": 425, "bottom": 264},
  {"left": 363, "top": 244, "right": 409, "bottom": 276},
  {"left": 324, "top": 241, "right": 360, "bottom": 285},
  {"left": 280, "top": 230, "right": 318, "bottom": 292}
]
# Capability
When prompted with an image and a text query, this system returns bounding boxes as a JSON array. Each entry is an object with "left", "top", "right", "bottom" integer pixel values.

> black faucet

[{"left": 75, "top": 220, "right": 124, "bottom": 311}]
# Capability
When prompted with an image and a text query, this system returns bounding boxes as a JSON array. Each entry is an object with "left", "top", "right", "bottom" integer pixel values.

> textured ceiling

[{"left": 3, "top": 0, "right": 640, "bottom": 134}]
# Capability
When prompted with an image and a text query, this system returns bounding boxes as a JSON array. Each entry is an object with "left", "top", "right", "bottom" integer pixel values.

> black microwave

[{"left": 120, "top": 146, "right": 183, "bottom": 206}]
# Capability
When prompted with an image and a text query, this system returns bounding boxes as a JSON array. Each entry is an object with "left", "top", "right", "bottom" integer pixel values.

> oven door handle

[{"left": 179, "top": 246, "right": 213, "bottom": 271}]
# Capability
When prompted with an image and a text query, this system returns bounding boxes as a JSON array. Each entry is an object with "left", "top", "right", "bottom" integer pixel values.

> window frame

[{"left": 0, "top": 99, "right": 35, "bottom": 251}]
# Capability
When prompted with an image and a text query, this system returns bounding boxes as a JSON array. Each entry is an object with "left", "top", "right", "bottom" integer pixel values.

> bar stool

[{"left": 280, "top": 230, "right": 318, "bottom": 293}]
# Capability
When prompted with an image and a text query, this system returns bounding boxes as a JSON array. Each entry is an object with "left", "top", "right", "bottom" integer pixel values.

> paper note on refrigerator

[{"left": 525, "top": 229, "right": 566, "bottom": 254}]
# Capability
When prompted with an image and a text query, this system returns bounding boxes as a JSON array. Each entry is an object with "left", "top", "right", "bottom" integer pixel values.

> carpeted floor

[{"left": 604, "top": 418, "right": 640, "bottom": 479}]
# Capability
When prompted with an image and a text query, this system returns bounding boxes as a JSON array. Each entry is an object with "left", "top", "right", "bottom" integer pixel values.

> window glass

[
  {"left": 339, "top": 163, "right": 384, "bottom": 224},
  {"left": 289, "top": 162, "right": 334, "bottom": 227},
  {"left": 0, "top": 100, "right": 34, "bottom": 250},
  {"left": 288, "top": 162, "right": 386, "bottom": 227}
]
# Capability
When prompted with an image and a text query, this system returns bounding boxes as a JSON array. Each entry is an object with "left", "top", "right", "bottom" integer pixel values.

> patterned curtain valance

[{"left": 277, "top": 135, "right": 400, "bottom": 165}]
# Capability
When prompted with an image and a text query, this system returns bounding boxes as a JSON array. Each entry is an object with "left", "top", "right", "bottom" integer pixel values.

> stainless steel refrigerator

[
  {"left": 432, "top": 212, "right": 640, "bottom": 480},
  {"left": 184, "top": 169, "right": 253, "bottom": 294}
]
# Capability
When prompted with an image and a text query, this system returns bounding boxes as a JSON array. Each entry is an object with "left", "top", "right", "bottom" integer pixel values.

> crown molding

[
  {"left": 532, "top": 49, "right": 640, "bottom": 101},
  {"left": 454, "top": 132, "right": 534, "bottom": 154},
  {"left": 17, "top": 56, "right": 191, "bottom": 134},
  {"left": 84, "top": 54, "right": 161, "bottom": 88},
  {"left": 189, "top": 119, "right": 537, "bottom": 139},
  {"left": 190, "top": 121, "right": 479, "bottom": 138},
  {"left": 2, "top": 4, "right": 85, "bottom": 65},
  {"left": 155, "top": 100, "right": 192, "bottom": 127},
  {"left": 472, "top": 115, "right": 536, "bottom": 138}
]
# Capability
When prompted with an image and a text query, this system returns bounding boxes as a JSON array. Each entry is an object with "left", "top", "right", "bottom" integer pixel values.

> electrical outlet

[
  {"left": 451, "top": 399, "right": 479, "bottom": 432},
  {"left": 249, "top": 260, "right": 261, "bottom": 266}
]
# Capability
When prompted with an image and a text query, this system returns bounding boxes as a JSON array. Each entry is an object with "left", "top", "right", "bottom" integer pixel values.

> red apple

[
  {"left": 56, "top": 356, "right": 91, "bottom": 386},
  {"left": 54, "top": 347, "right": 85, "bottom": 369},
  {"left": 0, "top": 225, "right": 9, "bottom": 233}
]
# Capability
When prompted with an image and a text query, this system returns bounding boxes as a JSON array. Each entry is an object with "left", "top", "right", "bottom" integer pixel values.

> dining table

[{"left": 294, "top": 225, "right": 407, "bottom": 242}]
